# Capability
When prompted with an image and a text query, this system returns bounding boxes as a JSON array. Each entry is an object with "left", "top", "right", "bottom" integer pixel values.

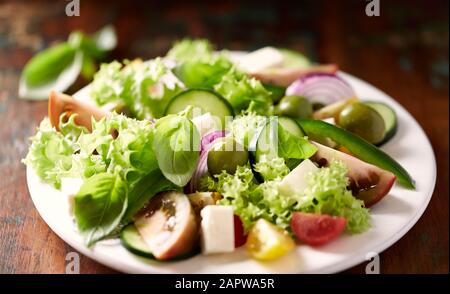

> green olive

[
  {"left": 207, "top": 137, "right": 249, "bottom": 175},
  {"left": 338, "top": 103, "right": 386, "bottom": 144},
  {"left": 275, "top": 95, "right": 312, "bottom": 119}
]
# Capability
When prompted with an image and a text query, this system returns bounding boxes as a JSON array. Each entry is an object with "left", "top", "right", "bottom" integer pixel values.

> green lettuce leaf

[
  {"left": 228, "top": 112, "right": 267, "bottom": 149},
  {"left": 173, "top": 53, "right": 233, "bottom": 89},
  {"left": 253, "top": 155, "right": 290, "bottom": 181},
  {"left": 90, "top": 59, "right": 182, "bottom": 119},
  {"left": 208, "top": 165, "right": 296, "bottom": 232},
  {"left": 76, "top": 113, "right": 158, "bottom": 185},
  {"left": 296, "top": 160, "right": 371, "bottom": 234},
  {"left": 23, "top": 118, "right": 77, "bottom": 189},
  {"left": 205, "top": 160, "right": 371, "bottom": 234},
  {"left": 215, "top": 70, "right": 273, "bottom": 115},
  {"left": 167, "top": 38, "right": 213, "bottom": 63}
]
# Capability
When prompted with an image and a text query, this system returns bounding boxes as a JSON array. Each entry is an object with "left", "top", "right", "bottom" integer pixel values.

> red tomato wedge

[
  {"left": 234, "top": 215, "right": 247, "bottom": 248},
  {"left": 291, "top": 212, "right": 346, "bottom": 246}
]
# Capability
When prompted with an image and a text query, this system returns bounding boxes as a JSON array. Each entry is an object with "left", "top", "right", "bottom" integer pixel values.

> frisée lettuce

[
  {"left": 202, "top": 160, "right": 371, "bottom": 234},
  {"left": 90, "top": 59, "right": 182, "bottom": 119}
]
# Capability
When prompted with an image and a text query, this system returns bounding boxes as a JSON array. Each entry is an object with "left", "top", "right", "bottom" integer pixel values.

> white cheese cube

[
  {"left": 60, "top": 177, "right": 84, "bottom": 216},
  {"left": 237, "top": 47, "right": 284, "bottom": 74},
  {"left": 278, "top": 159, "right": 318, "bottom": 196},
  {"left": 200, "top": 205, "right": 235, "bottom": 254},
  {"left": 192, "top": 112, "right": 221, "bottom": 137}
]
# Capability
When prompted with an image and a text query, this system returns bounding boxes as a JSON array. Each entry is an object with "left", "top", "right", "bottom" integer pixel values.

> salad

[{"left": 24, "top": 39, "right": 415, "bottom": 262}]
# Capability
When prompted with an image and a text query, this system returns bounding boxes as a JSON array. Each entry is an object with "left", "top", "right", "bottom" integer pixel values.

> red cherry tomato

[
  {"left": 291, "top": 212, "right": 346, "bottom": 246},
  {"left": 233, "top": 215, "right": 247, "bottom": 247}
]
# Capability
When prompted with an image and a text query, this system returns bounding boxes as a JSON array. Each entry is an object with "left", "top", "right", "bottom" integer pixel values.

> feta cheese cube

[
  {"left": 60, "top": 177, "right": 84, "bottom": 216},
  {"left": 192, "top": 112, "right": 221, "bottom": 137},
  {"left": 278, "top": 159, "right": 318, "bottom": 196},
  {"left": 200, "top": 205, "right": 235, "bottom": 254},
  {"left": 237, "top": 47, "right": 284, "bottom": 74}
]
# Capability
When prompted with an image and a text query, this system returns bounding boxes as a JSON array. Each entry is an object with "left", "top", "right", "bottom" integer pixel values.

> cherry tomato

[
  {"left": 234, "top": 215, "right": 247, "bottom": 248},
  {"left": 246, "top": 219, "right": 295, "bottom": 260},
  {"left": 291, "top": 212, "right": 346, "bottom": 246}
]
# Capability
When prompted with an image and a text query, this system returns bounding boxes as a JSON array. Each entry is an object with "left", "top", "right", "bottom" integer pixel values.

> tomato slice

[
  {"left": 291, "top": 212, "right": 346, "bottom": 246},
  {"left": 246, "top": 219, "right": 295, "bottom": 261},
  {"left": 233, "top": 215, "right": 247, "bottom": 248}
]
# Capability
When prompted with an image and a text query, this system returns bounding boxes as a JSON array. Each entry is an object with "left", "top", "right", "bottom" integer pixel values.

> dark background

[{"left": 0, "top": 0, "right": 448, "bottom": 273}]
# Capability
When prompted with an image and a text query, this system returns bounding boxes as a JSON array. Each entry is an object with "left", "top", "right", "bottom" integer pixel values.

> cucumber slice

[
  {"left": 120, "top": 224, "right": 154, "bottom": 258},
  {"left": 278, "top": 116, "right": 305, "bottom": 137},
  {"left": 120, "top": 224, "right": 200, "bottom": 261},
  {"left": 364, "top": 101, "right": 397, "bottom": 145},
  {"left": 165, "top": 89, "right": 234, "bottom": 126}
]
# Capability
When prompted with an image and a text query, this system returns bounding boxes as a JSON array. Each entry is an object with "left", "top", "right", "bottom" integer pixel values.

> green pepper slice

[{"left": 297, "top": 119, "right": 415, "bottom": 189}]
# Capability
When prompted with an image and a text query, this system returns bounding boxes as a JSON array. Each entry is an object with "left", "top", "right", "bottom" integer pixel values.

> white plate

[{"left": 26, "top": 55, "right": 436, "bottom": 273}]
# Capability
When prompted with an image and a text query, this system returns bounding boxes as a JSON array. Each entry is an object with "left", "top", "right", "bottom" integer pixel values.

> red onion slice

[
  {"left": 286, "top": 73, "right": 355, "bottom": 105},
  {"left": 201, "top": 130, "right": 226, "bottom": 153},
  {"left": 187, "top": 130, "right": 226, "bottom": 193}
]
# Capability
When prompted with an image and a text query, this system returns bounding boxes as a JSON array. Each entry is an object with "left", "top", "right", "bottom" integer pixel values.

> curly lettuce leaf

[
  {"left": 253, "top": 155, "right": 290, "bottom": 181},
  {"left": 173, "top": 53, "right": 233, "bottom": 89},
  {"left": 167, "top": 38, "right": 213, "bottom": 63},
  {"left": 207, "top": 165, "right": 297, "bottom": 232},
  {"left": 215, "top": 70, "right": 273, "bottom": 115},
  {"left": 296, "top": 160, "right": 371, "bottom": 234},
  {"left": 204, "top": 160, "right": 370, "bottom": 235},
  {"left": 89, "top": 61, "right": 126, "bottom": 106},
  {"left": 228, "top": 112, "right": 267, "bottom": 149},
  {"left": 90, "top": 59, "right": 182, "bottom": 119},
  {"left": 23, "top": 118, "right": 77, "bottom": 189},
  {"left": 76, "top": 113, "right": 158, "bottom": 185}
]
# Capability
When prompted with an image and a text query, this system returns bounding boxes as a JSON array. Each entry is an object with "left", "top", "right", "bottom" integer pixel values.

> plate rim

[{"left": 26, "top": 68, "right": 437, "bottom": 274}]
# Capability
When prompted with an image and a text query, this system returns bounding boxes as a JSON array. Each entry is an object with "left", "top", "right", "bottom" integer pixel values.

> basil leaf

[
  {"left": 278, "top": 124, "right": 317, "bottom": 160},
  {"left": 74, "top": 173, "right": 128, "bottom": 246},
  {"left": 122, "top": 169, "right": 179, "bottom": 223},
  {"left": 92, "top": 25, "right": 117, "bottom": 52},
  {"left": 81, "top": 54, "right": 96, "bottom": 80},
  {"left": 19, "top": 50, "right": 83, "bottom": 100},
  {"left": 19, "top": 25, "right": 116, "bottom": 100},
  {"left": 154, "top": 114, "right": 200, "bottom": 186},
  {"left": 22, "top": 42, "right": 77, "bottom": 86},
  {"left": 69, "top": 25, "right": 117, "bottom": 59}
]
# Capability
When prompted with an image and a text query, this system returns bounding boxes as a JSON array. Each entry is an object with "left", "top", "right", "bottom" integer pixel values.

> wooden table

[{"left": 0, "top": 0, "right": 448, "bottom": 274}]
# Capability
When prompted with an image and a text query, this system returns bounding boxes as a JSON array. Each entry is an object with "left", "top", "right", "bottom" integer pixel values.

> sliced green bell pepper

[{"left": 297, "top": 119, "right": 415, "bottom": 189}]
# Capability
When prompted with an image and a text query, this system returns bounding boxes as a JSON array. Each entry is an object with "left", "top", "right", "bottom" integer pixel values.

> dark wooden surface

[{"left": 0, "top": 0, "right": 448, "bottom": 274}]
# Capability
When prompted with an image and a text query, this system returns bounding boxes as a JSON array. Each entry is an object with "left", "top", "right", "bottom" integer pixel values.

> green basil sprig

[
  {"left": 74, "top": 172, "right": 127, "bottom": 247},
  {"left": 153, "top": 114, "right": 200, "bottom": 187},
  {"left": 19, "top": 25, "right": 117, "bottom": 100}
]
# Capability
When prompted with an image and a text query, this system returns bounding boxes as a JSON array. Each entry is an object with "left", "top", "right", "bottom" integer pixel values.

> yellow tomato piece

[{"left": 246, "top": 219, "right": 295, "bottom": 261}]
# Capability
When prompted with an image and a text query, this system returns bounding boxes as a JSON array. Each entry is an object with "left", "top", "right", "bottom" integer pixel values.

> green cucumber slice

[
  {"left": 165, "top": 89, "right": 234, "bottom": 126},
  {"left": 120, "top": 224, "right": 200, "bottom": 261},
  {"left": 363, "top": 101, "right": 398, "bottom": 145},
  {"left": 120, "top": 224, "right": 154, "bottom": 258},
  {"left": 278, "top": 116, "right": 305, "bottom": 137}
]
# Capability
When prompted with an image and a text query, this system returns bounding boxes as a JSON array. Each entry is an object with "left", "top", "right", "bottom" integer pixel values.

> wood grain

[{"left": 0, "top": 0, "right": 447, "bottom": 274}]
